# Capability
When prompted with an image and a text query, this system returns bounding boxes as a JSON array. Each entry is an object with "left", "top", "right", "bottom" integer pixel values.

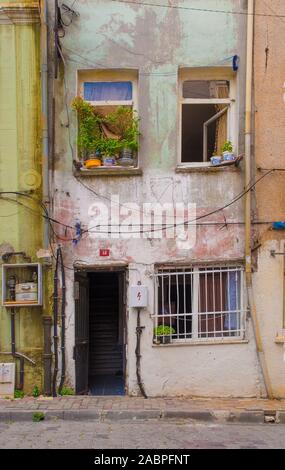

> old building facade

[
  {"left": 49, "top": 0, "right": 266, "bottom": 398},
  {"left": 1, "top": 0, "right": 285, "bottom": 398}
]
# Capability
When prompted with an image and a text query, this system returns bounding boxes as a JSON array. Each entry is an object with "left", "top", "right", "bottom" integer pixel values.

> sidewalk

[{"left": 1, "top": 396, "right": 285, "bottom": 423}]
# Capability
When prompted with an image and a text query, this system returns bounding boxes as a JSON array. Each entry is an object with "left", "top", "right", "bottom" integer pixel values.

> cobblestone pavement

[{"left": 0, "top": 420, "right": 284, "bottom": 449}]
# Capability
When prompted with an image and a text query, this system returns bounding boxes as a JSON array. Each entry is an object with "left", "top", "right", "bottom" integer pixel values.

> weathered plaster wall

[
  {"left": 50, "top": 0, "right": 265, "bottom": 396},
  {"left": 0, "top": 1, "right": 44, "bottom": 393},
  {"left": 253, "top": 0, "right": 285, "bottom": 397}
]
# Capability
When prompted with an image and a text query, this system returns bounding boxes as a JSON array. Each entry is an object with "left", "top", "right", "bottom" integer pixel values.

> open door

[{"left": 74, "top": 272, "right": 89, "bottom": 395}]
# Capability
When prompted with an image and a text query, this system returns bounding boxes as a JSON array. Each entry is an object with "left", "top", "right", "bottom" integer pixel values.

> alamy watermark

[{"left": 88, "top": 195, "right": 197, "bottom": 250}]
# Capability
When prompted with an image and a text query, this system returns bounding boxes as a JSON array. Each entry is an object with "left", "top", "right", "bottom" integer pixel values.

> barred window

[{"left": 153, "top": 265, "right": 245, "bottom": 343}]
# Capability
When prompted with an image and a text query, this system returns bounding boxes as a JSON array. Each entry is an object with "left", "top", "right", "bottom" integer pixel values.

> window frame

[
  {"left": 153, "top": 263, "right": 246, "bottom": 344},
  {"left": 178, "top": 68, "right": 238, "bottom": 167},
  {"left": 76, "top": 70, "right": 139, "bottom": 171}
]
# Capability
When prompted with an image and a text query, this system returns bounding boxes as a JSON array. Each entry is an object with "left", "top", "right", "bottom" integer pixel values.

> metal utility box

[
  {"left": 2, "top": 263, "right": 42, "bottom": 307},
  {"left": 130, "top": 285, "right": 148, "bottom": 308},
  {"left": 0, "top": 363, "right": 15, "bottom": 398}
]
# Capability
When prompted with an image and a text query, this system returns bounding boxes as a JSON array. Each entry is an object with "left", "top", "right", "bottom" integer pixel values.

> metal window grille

[{"left": 153, "top": 265, "right": 246, "bottom": 343}]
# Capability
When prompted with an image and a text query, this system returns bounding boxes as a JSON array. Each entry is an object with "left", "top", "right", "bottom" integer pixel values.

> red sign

[{"left": 99, "top": 249, "right": 110, "bottom": 257}]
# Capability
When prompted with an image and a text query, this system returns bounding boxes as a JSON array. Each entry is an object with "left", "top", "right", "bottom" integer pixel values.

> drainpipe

[
  {"left": 40, "top": 0, "right": 53, "bottom": 396},
  {"left": 40, "top": 0, "right": 49, "bottom": 248},
  {"left": 245, "top": 0, "right": 273, "bottom": 398}
]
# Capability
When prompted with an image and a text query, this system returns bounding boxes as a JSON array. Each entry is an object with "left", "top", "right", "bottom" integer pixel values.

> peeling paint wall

[
  {"left": 0, "top": 0, "right": 44, "bottom": 394},
  {"left": 49, "top": 0, "right": 265, "bottom": 397},
  {"left": 253, "top": 0, "right": 285, "bottom": 397}
]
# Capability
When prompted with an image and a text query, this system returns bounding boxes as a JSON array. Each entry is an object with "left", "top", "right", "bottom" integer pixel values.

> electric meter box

[
  {"left": 0, "top": 363, "right": 15, "bottom": 398},
  {"left": 130, "top": 285, "right": 148, "bottom": 308},
  {"left": 2, "top": 263, "right": 42, "bottom": 307}
]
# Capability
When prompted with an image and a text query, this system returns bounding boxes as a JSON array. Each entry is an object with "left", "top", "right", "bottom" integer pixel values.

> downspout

[
  {"left": 135, "top": 308, "right": 147, "bottom": 399},
  {"left": 245, "top": 0, "right": 273, "bottom": 398},
  {"left": 40, "top": 0, "right": 53, "bottom": 396},
  {"left": 58, "top": 247, "right": 66, "bottom": 395},
  {"left": 40, "top": 0, "right": 49, "bottom": 241}
]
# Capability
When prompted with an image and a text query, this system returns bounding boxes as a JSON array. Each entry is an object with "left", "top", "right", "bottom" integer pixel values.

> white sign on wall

[
  {"left": 0, "top": 363, "right": 15, "bottom": 398},
  {"left": 130, "top": 285, "right": 148, "bottom": 308}
]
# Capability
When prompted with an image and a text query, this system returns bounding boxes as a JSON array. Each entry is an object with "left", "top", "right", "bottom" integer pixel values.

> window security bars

[{"left": 153, "top": 266, "right": 246, "bottom": 343}]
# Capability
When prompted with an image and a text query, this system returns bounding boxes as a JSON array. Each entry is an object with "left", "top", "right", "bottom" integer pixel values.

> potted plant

[
  {"left": 153, "top": 325, "right": 175, "bottom": 344},
  {"left": 221, "top": 140, "right": 235, "bottom": 161},
  {"left": 104, "top": 106, "right": 140, "bottom": 167},
  {"left": 71, "top": 97, "right": 102, "bottom": 168},
  {"left": 210, "top": 154, "right": 222, "bottom": 166},
  {"left": 100, "top": 138, "right": 121, "bottom": 166}
]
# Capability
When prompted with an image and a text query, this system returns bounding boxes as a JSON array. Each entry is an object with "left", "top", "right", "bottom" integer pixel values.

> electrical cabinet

[
  {"left": 2, "top": 263, "right": 42, "bottom": 307},
  {"left": 130, "top": 285, "right": 148, "bottom": 308}
]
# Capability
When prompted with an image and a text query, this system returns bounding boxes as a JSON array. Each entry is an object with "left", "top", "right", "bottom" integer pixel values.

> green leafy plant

[
  {"left": 104, "top": 106, "right": 140, "bottom": 153},
  {"left": 58, "top": 386, "right": 75, "bottom": 396},
  {"left": 153, "top": 325, "right": 176, "bottom": 337},
  {"left": 221, "top": 140, "right": 233, "bottom": 153},
  {"left": 71, "top": 97, "right": 102, "bottom": 160},
  {"left": 32, "top": 412, "right": 45, "bottom": 422},
  {"left": 14, "top": 389, "right": 25, "bottom": 399},
  {"left": 32, "top": 386, "right": 40, "bottom": 398},
  {"left": 100, "top": 137, "right": 121, "bottom": 157}
]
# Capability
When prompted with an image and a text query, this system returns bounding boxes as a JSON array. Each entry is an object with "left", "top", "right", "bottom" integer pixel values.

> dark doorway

[{"left": 74, "top": 270, "right": 126, "bottom": 396}]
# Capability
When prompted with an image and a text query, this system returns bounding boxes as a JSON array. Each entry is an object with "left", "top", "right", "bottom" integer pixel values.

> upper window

[
  {"left": 75, "top": 70, "right": 139, "bottom": 170},
  {"left": 84, "top": 81, "right": 133, "bottom": 103},
  {"left": 179, "top": 69, "right": 236, "bottom": 165}
]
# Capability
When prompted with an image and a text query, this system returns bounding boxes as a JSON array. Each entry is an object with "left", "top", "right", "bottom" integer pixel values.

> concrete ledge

[
  {"left": 45, "top": 411, "right": 64, "bottom": 420},
  {"left": 0, "top": 411, "right": 11, "bottom": 421},
  {"left": 162, "top": 410, "right": 214, "bottom": 421},
  {"left": 0, "top": 407, "right": 283, "bottom": 424},
  {"left": 64, "top": 410, "right": 100, "bottom": 421},
  {"left": 102, "top": 410, "right": 161, "bottom": 421},
  {"left": 228, "top": 411, "right": 265, "bottom": 424},
  {"left": 10, "top": 411, "right": 35, "bottom": 422},
  {"left": 276, "top": 411, "right": 285, "bottom": 424}
]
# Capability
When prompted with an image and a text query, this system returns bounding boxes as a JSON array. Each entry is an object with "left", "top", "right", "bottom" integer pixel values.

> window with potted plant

[{"left": 72, "top": 99, "right": 141, "bottom": 169}]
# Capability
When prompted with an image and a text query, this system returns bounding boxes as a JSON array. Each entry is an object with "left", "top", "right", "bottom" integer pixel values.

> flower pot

[
  {"left": 118, "top": 148, "right": 135, "bottom": 167},
  {"left": 158, "top": 335, "right": 171, "bottom": 344},
  {"left": 222, "top": 152, "right": 235, "bottom": 162},
  {"left": 210, "top": 156, "right": 222, "bottom": 166},
  {"left": 102, "top": 157, "right": 116, "bottom": 166},
  {"left": 84, "top": 158, "right": 101, "bottom": 169}
]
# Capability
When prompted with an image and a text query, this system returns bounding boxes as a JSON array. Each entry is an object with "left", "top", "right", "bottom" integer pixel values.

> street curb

[
  {"left": 162, "top": 410, "right": 214, "bottom": 421},
  {"left": 0, "top": 408, "right": 283, "bottom": 424}
]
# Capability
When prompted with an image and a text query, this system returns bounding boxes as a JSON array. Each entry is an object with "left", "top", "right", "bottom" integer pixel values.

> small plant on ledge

[
  {"left": 221, "top": 140, "right": 235, "bottom": 161},
  {"left": 153, "top": 325, "right": 176, "bottom": 345},
  {"left": 71, "top": 97, "right": 102, "bottom": 169}
]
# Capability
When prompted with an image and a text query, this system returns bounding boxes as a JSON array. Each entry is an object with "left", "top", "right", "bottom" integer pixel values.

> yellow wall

[{"left": 0, "top": 1, "right": 44, "bottom": 393}]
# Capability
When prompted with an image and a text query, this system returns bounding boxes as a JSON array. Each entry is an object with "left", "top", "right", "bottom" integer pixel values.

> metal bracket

[{"left": 270, "top": 250, "right": 285, "bottom": 257}]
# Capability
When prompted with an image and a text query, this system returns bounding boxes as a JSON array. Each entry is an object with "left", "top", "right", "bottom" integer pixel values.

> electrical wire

[{"left": 108, "top": 0, "right": 285, "bottom": 18}]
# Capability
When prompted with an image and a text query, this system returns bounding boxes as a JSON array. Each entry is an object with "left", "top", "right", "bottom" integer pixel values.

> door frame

[{"left": 74, "top": 265, "right": 128, "bottom": 395}]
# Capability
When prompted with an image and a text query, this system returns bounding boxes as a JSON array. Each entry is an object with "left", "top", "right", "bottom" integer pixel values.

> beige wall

[{"left": 253, "top": 0, "right": 285, "bottom": 396}]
